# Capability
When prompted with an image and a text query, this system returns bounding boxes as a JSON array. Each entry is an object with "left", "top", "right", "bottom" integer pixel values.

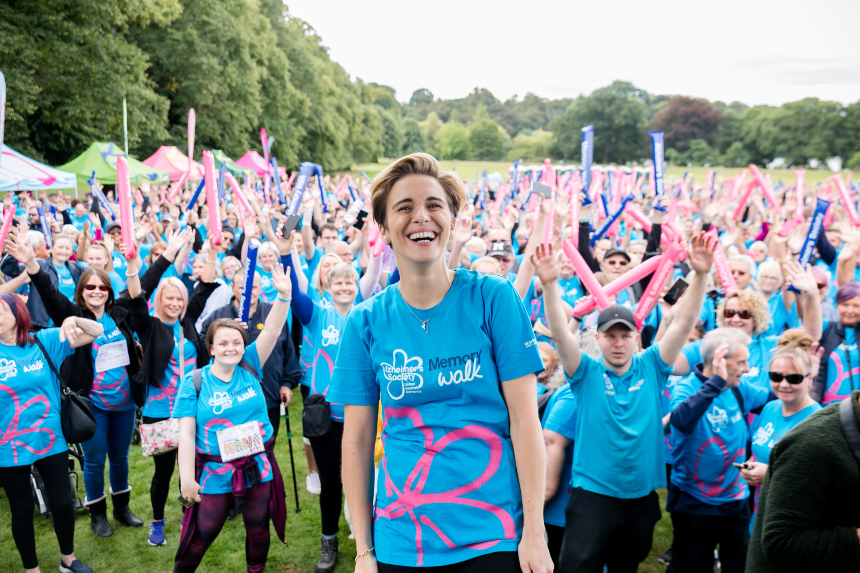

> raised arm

[
  {"left": 360, "top": 251, "right": 383, "bottom": 301},
  {"left": 6, "top": 234, "right": 80, "bottom": 323},
  {"left": 836, "top": 236, "right": 859, "bottom": 286},
  {"left": 533, "top": 244, "right": 581, "bottom": 375},
  {"left": 59, "top": 315, "right": 105, "bottom": 349},
  {"left": 0, "top": 272, "right": 30, "bottom": 295},
  {"left": 659, "top": 233, "right": 715, "bottom": 367},
  {"left": 447, "top": 215, "right": 473, "bottom": 270},
  {"left": 302, "top": 203, "right": 316, "bottom": 261},
  {"left": 514, "top": 197, "right": 548, "bottom": 299},
  {"left": 254, "top": 262, "right": 292, "bottom": 365},
  {"left": 544, "top": 429, "right": 571, "bottom": 502},
  {"left": 784, "top": 262, "right": 823, "bottom": 342}
]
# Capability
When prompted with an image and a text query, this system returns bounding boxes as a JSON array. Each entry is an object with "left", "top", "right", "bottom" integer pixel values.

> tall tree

[
  {"left": 650, "top": 96, "right": 723, "bottom": 153},
  {"left": 468, "top": 119, "right": 504, "bottom": 160}
]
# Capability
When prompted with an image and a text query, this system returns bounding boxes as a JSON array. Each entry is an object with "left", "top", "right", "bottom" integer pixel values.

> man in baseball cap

[{"left": 488, "top": 241, "right": 516, "bottom": 278}]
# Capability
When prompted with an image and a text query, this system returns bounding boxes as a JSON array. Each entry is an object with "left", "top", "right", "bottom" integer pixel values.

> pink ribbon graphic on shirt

[
  {"left": 681, "top": 436, "right": 746, "bottom": 500},
  {"left": 145, "top": 354, "right": 195, "bottom": 413},
  {"left": 822, "top": 351, "right": 857, "bottom": 405},
  {"left": 0, "top": 384, "right": 55, "bottom": 464},
  {"left": 377, "top": 406, "right": 516, "bottom": 566}
]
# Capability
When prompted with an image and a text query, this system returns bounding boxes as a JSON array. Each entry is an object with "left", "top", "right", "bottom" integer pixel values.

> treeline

[{"left": 3, "top": 1, "right": 859, "bottom": 171}]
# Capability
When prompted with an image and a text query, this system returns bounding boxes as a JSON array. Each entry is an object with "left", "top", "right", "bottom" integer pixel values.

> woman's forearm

[
  {"left": 506, "top": 378, "right": 546, "bottom": 535},
  {"left": 178, "top": 418, "right": 197, "bottom": 485},
  {"left": 342, "top": 405, "right": 378, "bottom": 554}
]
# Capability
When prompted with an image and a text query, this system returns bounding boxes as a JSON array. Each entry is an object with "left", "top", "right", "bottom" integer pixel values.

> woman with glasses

[
  {"left": 812, "top": 282, "right": 860, "bottom": 405},
  {"left": 4, "top": 232, "right": 161, "bottom": 538},
  {"left": 740, "top": 329, "right": 822, "bottom": 531},
  {"left": 674, "top": 262, "right": 821, "bottom": 390},
  {"left": 756, "top": 261, "right": 798, "bottom": 337}
]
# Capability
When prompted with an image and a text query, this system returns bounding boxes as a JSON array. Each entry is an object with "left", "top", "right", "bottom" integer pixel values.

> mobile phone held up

[
  {"left": 663, "top": 277, "right": 689, "bottom": 306},
  {"left": 354, "top": 210, "right": 369, "bottom": 231}
]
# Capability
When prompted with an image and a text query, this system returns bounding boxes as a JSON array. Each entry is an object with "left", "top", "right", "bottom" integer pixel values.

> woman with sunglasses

[
  {"left": 0, "top": 294, "right": 102, "bottom": 573},
  {"left": 673, "top": 262, "right": 821, "bottom": 390},
  {"left": 123, "top": 229, "right": 221, "bottom": 546},
  {"left": 740, "top": 329, "right": 822, "bottom": 531},
  {"left": 4, "top": 231, "right": 171, "bottom": 537},
  {"left": 812, "top": 282, "right": 860, "bottom": 405}
]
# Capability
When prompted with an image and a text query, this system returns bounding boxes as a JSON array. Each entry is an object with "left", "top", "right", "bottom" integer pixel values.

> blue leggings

[{"left": 80, "top": 406, "right": 136, "bottom": 501}]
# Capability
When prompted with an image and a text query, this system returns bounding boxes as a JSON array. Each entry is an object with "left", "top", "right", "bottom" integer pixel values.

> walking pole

[{"left": 283, "top": 401, "right": 301, "bottom": 513}]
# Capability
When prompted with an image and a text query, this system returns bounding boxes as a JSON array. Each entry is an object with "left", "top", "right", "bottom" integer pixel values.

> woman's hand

[
  {"left": 88, "top": 212, "right": 102, "bottom": 230},
  {"left": 279, "top": 386, "right": 292, "bottom": 406},
  {"left": 164, "top": 228, "right": 190, "bottom": 260},
  {"left": 808, "top": 341, "right": 824, "bottom": 380},
  {"left": 531, "top": 244, "right": 561, "bottom": 285},
  {"left": 270, "top": 262, "right": 292, "bottom": 299},
  {"left": 180, "top": 480, "right": 202, "bottom": 504},
  {"left": 711, "top": 344, "right": 729, "bottom": 382},
  {"left": 784, "top": 261, "right": 817, "bottom": 294},
  {"left": 518, "top": 529, "right": 554, "bottom": 573},
  {"left": 739, "top": 460, "right": 767, "bottom": 486},
  {"left": 5, "top": 233, "right": 40, "bottom": 274},
  {"left": 59, "top": 316, "right": 84, "bottom": 345},
  {"left": 272, "top": 224, "right": 295, "bottom": 255}
]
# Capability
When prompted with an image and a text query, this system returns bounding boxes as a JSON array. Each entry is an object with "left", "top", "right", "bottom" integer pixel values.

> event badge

[
  {"left": 216, "top": 421, "right": 264, "bottom": 463},
  {"left": 94, "top": 340, "right": 131, "bottom": 373}
]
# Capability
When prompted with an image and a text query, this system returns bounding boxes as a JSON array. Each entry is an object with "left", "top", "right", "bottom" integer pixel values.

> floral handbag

[{"left": 139, "top": 327, "right": 184, "bottom": 456}]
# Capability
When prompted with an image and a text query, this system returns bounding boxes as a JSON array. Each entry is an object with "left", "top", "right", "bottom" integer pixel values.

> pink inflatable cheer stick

[
  {"left": 561, "top": 240, "right": 611, "bottom": 309},
  {"left": 0, "top": 206, "right": 16, "bottom": 253},
  {"left": 133, "top": 187, "right": 144, "bottom": 207},
  {"left": 167, "top": 171, "right": 189, "bottom": 203},
  {"left": 706, "top": 228, "right": 737, "bottom": 295},
  {"left": 626, "top": 205, "right": 652, "bottom": 233},
  {"left": 794, "top": 169, "right": 805, "bottom": 222},
  {"left": 116, "top": 156, "right": 136, "bottom": 259},
  {"left": 831, "top": 173, "right": 860, "bottom": 226},
  {"left": 570, "top": 178, "right": 582, "bottom": 248},
  {"left": 777, "top": 218, "right": 801, "bottom": 237},
  {"left": 573, "top": 254, "right": 665, "bottom": 316},
  {"left": 160, "top": 185, "right": 166, "bottom": 204},
  {"left": 187, "top": 108, "right": 195, "bottom": 181},
  {"left": 226, "top": 172, "right": 253, "bottom": 217},
  {"left": 633, "top": 243, "right": 684, "bottom": 330},
  {"left": 731, "top": 180, "right": 756, "bottom": 221},
  {"left": 202, "top": 151, "right": 222, "bottom": 245},
  {"left": 543, "top": 158, "right": 556, "bottom": 191},
  {"left": 749, "top": 164, "right": 779, "bottom": 212}
]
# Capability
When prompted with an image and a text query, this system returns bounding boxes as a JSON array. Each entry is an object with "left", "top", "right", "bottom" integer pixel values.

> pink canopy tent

[
  {"left": 235, "top": 150, "right": 287, "bottom": 178},
  {"left": 142, "top": 146, "right": 204, "bottom": 181}
]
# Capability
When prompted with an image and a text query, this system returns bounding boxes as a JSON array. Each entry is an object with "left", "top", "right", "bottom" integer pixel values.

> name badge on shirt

[
  {"left": 95, "top": 340, "right": 130, "bottom": 373},
  {"left": 216, "top": 421, "right": 264, "bottom": 463}
]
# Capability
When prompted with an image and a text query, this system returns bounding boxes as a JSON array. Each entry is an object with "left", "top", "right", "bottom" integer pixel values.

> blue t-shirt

[
  {"left": 70, "top": 214, "right": 89, "bottom": 231},
  {"left": 558, "top": 276, "right": 583, "bottom": 308},
  {"left": 670, "top": 375, "right": 770, "bottom": 505},
  {"left": 821, "top": 321, "right": 858, "bottom": 405},
  {"left": 303, "top": 249, "right": 322, "bottom": 280},
  {"left": 143, "top": 321, "right": 197, "bottom": 418},
  {"left": 542, "top": 385, "right": 577, "bottom": 528},
  {"left": 751, "top": 400, "right": 820, "bottom": 466},
  {"left": 55, "top": 263, "right": 76, "bottom": 300},
  {"left": 0, "top": 329, "right": 73, "bottom": 467},
  {"left": 328, "top": 270, "right": 544, "bottom": 567},
  {"left": 681, "top": 334, "right": 778, "bottom": 390},
  {"left": 111, "top": 251, "right": 127, "bottom": 275},
  {"left": 300, "top": 301, "right": 347, "bottom": 422},
  {"left": 90, "top": 314, "right": 134, "bottom": 412},
  {"left": 171, "top": 342, "right": 274, "bottom": 494},
  {"left": 764, "top": 291, "right": 798, "bottom": 337},
  {"left": 567, "top": 343, "right": 673, "bottom": 499},
  {"left": 258, "top": 267, "right": 277, "bottom": 304}
]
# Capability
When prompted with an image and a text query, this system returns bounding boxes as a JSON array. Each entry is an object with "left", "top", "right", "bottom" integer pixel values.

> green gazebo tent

[
  {"left": 211, "top": 149, "right": 252, "bottom": 178},
  {"left": 59, "top": 142, "right": 169, "bottom": 184}
]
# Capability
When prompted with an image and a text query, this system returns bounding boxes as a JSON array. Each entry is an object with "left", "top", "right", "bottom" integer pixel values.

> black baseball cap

[
  {"left": 597, "top": 305, "right": 636, "bottom": 332},
  {"left": 105, "top": 221, "right": 121, "bottom": 233},
  {"left": 603, "top": 248, "right": 631, "bottom": 263},
  {"left": 489, "top": 241, "right": 514, "bottom": 259}
]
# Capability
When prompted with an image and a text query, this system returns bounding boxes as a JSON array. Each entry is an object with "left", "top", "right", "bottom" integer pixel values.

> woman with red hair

[
  {"left": 0, "top": 293, "right": 103, "bottom": 573},
  {"left": 125, "top": 231, "right": 220, "bottom": 546}
]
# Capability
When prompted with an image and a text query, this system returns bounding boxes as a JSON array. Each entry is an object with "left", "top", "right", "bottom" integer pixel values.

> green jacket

[{"left": 746, "top": 391, "right": 860, "bottom": 572}]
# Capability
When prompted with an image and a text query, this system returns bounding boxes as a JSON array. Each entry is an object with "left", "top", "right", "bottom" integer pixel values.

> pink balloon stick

[
  {"left": 226, "top": 172, "right": 253, "bottom": 217},
  {"left": 777, "top": 218, "right": 801, "bottom": 237},
  {"left": 116, "top": 156, "right": 136, "bottom": 259},
  {"left": 707, "top": 228, "right": 737, "bottom": 295},
  {"left": 626, "top": 206, "right": 652, "bottom": 233},
  {"left": 731, "top": 180, "right": 756, "bottom": 221},
  {"left": 167, "top": 171, "right": 189, "bottom": 203},
  {"left": 187, "top": 109, "right": 196, "bottom": 179},
  {"left": 561, "top": 240, "right": 611, "bottom": 309},
  {"left": 794, "top": 169, "right": 806, "bottom": 222},
  {"left": 202, "top": 151, "right": 222, "bottom": 245},
  {"left": 573, "top": 253, "right": 664, "bottom": 316},
  {"left": 832, "top": 173, "right": 860, "bottom": 226},
  {"left": 633, "top": 243, "right": 684, "bottom": 330},
  {"left": 0, "top": 206, "right": 16, "bottom": 253},
  {"left": 749, "top": 164, "right": 779, "bottom": 212}
]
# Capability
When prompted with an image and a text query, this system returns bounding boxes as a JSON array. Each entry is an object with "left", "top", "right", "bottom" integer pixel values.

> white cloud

[{"left": 285, "top": 0, "right": 860, "bottom": 106}]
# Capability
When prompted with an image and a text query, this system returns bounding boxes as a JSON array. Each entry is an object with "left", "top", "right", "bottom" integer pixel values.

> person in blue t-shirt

[
  {"left": 542, "top": 384, "right": 577, "bottom": 568},
  {"left": 668, "top": 328, "right": 773, "bottom": 572},
  {"left": 331, "top": 154, "right": 552, "bottom": 573},
  {"left": 536, "top": 231, "right": 716, "bottom": 572},
  {"left": 745, "top": 330, "right": 822, "bottom": 533},
  {"left": 814, "top": 282, "right": 860, "bottom": 405},
  {"left": 173, "top": 264, "right": 292, "bottom": 573},
  {"left": 0, "top": 295, "right": 100, "bottom": 573}
]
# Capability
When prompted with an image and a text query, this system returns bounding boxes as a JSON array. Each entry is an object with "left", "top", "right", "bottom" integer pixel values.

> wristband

[
  {"left": 125, "top": 270, "right": 139, "bottom": 278},
  {"left": 572, "top": 315, "right": 583, "bottom": 323},
  {"left": 355, "top": 547, "right": 374, "bottom": 562},
  {"left": 276, "top": 296, "right": 292, "bottom": 303}
]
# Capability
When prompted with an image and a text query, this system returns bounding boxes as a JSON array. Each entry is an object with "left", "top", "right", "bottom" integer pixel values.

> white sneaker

[{"left": 306, "top": 471, "right": 321, "bottom": 495}]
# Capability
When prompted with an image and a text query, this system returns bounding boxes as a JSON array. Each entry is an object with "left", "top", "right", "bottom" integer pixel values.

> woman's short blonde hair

[
  {"left": 470, "top": 256, "right": 502, "bottom": 275},
  {"left": 716, "top": 289, "right": 771, "bottom": 335},
  {"left": 370, "top": 153, "right": 465, "bottom": 230}
]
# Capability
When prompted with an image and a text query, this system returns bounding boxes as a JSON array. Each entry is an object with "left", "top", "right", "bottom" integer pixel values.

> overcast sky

[{"left": 285, "top": 0, "right": 860, "bottom": 107}]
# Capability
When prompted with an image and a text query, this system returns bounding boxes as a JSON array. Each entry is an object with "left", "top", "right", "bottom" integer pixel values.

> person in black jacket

[
  {"left": 1, "top": 232, "right": 82, "bottom": 329},
  {"left": 5, "top": 231, "right": 155, "bottom": 539},
  {"left": 200, "top": 269, "right": 302, "bottom": 437},
  {"left": 124, "top": 230, "right": 221, "bottom": 547}
]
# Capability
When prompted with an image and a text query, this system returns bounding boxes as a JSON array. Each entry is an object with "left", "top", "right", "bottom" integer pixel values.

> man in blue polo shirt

[{"left": 535, "top": 231, "right": 715, "bottom": 573}]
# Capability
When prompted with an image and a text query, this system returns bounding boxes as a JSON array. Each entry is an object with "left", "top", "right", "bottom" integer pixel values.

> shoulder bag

[{"left": 34, "top": 337, "right": 97, "bottom": 444}]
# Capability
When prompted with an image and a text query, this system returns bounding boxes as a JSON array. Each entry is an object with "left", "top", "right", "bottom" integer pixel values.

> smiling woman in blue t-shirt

[
  {"left": 331, "top": 153, "right": 552, "bottom": 573},
  {"left": 172, "top": 262, "right": 292, "bottom": 573},
  {"left": 0, "top": 294, "right": 103, "bottom": 573}
]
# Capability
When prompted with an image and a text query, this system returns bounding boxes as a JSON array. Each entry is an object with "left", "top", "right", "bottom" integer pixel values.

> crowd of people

[{"left": 1, "top": 150, "right": 860, "bottom": 573}]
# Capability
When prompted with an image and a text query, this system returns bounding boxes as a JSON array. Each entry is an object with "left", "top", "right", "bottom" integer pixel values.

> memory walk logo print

[
  {"left": 0, "top": 358, "right": 18, "bottom": 381},
  {"left": 382, "top": 350, "right": 424, "bottom": 400}
]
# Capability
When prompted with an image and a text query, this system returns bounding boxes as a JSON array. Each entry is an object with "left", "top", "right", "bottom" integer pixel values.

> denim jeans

[{"left": 80, "top": 406, "right": 136, "bottom": 501}]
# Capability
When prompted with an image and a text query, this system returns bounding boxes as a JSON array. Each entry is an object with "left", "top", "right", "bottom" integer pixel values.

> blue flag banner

[
  {"left": 788, "top": 197, "right": 831, "bottom": 293},
  {"left": 650, "top": 131, "right": 665, "bottom": 199},
  {"left": 479, "top": 169, "right": 488, "bottom": 210},
  {"left": 218, "top": 161, "right": 227, "bottom": 205},
  {"left": 287, "top": 163, "right": 316, "bottom": 217},
  {"left": 88, "top": 171, "right": 116, "bottom": 221},
  {"left": 270, "top": 157, "right": 284, "bottom": 204},
  {"left": 314, "top": 164, "right": 327, "bottom": 213},
  {"left": 36, "top": 206, "right": 52, "bottom": 248},
  {"left": 240, "top": 240, "right": 259, "bottom": 324},
  {"left": 581, "top": 125, "right": 594, "bottom": 206}
]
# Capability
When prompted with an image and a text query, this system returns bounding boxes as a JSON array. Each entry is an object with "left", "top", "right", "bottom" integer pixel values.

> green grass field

[
  {"left": 349, "top": 160, "right": 836, "bottom": 188},
  {"left": 0, "top": 391, "right": 675, "bottom": 572}
]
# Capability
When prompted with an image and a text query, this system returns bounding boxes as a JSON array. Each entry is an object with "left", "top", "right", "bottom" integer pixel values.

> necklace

[{"left": 397, "top": 272, "right": 455, "bottom": 333}]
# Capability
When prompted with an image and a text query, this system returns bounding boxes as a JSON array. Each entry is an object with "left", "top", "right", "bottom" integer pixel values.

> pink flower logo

[{"left": 0, "top": 384, "right": 55, "bottom": 464}]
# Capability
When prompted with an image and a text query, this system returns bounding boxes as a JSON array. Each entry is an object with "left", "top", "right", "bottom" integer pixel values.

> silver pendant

[{"left": 421, "top": 322, "right": 427, "bottom": 330}]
